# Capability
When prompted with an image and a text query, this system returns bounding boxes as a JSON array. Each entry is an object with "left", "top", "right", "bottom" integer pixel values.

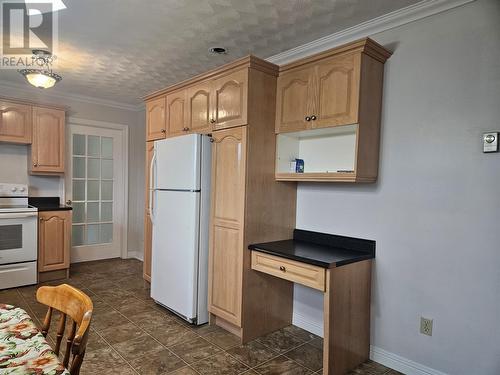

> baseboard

[
  {"left": 127, "top": 251, "right": 143, "bottom": 261},
  {"left": 292, "top": 313, "right": 447, "bottom": 375},
  {"left": 292, "top": 312, "right": 323, "bottom": 337},
  {"left": 370, "top": 346, "right": 448, "bottom": 375}
]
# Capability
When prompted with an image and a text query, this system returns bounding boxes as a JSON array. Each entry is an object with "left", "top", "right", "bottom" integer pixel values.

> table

[
  {"left": 249, "top": 229, "right": 375, "bottom": 375},
  {"left": 0, "top": 304, "right": 70, "bottom": 375}
]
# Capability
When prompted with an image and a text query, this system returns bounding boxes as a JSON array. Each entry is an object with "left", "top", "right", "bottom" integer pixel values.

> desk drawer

[{"left": 251, "top": 251, "right": 325, "bottom": 291}]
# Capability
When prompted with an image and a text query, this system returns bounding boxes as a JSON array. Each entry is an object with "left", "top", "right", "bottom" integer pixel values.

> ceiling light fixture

[
  {"left": 209, "top": 47, "right": 227, "bottom": 55},
  {"left": 19, "top": 50, "right": 62, "bottom": 89}
]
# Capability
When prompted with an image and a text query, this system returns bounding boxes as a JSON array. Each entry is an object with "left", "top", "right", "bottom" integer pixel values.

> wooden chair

[{"left": 36, "top": 284, "right": 93, "bottom": 375}]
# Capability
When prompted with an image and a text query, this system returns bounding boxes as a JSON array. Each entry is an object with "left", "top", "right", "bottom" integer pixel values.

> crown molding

[
  {"left": 266, "top": 0, "right": 476, "bottom": 65},
  {"left": 0, "top": 79, "right": 142, "bottom": 112}
]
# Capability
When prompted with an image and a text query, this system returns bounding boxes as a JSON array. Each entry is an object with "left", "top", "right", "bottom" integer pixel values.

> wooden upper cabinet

[
  {"left": 208, "top": 126, "right": 247, "bottom": 325},
  {"left": 166, "top": 90, "right": 188, "bottom": 137},
  {"left": 313, "top": 53, "right": 360, "bottom": 128},
  {"left": 212, "top": 69, "right": 248, "bottom": 130},
  {"left": 146, "top": 97, "right": 166, "bottom": 141},
  {"left": 186, "top": 82, "right": 212, "bottom": 133},
  {"left": 0, "top": 101, "right": 32, "bottom": 144},
  {"left": 38, "top": 210, "right": 71, "bottom": 272},
  {"left": 275, "top": 66, "right": 314, "bottom": 133},
  {"left": 31, "top": 107, "right": 65, "bottom": 174}
]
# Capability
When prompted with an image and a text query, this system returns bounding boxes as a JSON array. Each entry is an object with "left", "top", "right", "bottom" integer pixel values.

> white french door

[{"left": 65, "top": 123, "right": 126, "bottom": 263}]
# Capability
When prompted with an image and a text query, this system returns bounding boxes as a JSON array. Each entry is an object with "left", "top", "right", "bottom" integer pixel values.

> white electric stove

[{"left": 0, "top": 183, "right": 38, "bottom": 289}]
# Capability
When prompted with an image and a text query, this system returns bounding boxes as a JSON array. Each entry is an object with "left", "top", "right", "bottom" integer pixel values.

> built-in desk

[{"left": 249, "top": 229, "right": 375, "bottom": 375}]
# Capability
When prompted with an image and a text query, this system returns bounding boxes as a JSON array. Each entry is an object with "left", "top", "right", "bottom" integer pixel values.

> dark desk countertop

[
  {"left": 29, "top": 197, "right": 72, "bottom": 211},
  {"left": 249, "top": 229, "right": 375, "bottom": 269}
]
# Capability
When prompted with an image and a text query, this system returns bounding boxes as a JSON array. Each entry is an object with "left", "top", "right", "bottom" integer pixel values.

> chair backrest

[{"left": 36, "top": 284, "right": 93, "bottom": 375}]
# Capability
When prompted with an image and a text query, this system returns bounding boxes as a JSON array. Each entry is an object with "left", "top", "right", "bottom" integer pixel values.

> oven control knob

[
  {"left": 11, "top": 187, "right": 17, "bottom": 192},
  {"left": 19, "top": 187, "right": 25, "bottom": 192}
]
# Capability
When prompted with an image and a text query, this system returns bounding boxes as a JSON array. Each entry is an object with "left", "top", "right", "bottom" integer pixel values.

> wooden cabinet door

[
  {"left": 212, "top": 69, "right": 248, "bottom": 130},
  {"left": 143, "top": 141, "right": 154, "bottom": 282},
  {"left": 0, "top": 101, "right": 32, "bottom": 144},
  {"left": 187, "top": 82, "right": 212, "bottom": 133},
  {"left": 312, "top": 53, "right": 360, "bottom": 128},
  {"left": 275, "top": 66, "right": 314, "bottom": 133},
  {"left": 31, "top": 107, "right": 65, "bottom": 174},
  {"left": 38, "top": 210, "right": 71, "bottom": 272},
  {"left": 146, "top": 97, "right": 166, "bottom": 141},
  {"left": 208, "top": 126, "right": 247, "bottom": 326},
  {"left": 166, "top": 89, "right": 188, "bottom": 137}
]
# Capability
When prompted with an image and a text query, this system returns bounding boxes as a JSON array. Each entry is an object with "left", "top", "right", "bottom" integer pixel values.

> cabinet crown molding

[{"left": 278, "top": 38, "right": 392, "bottom": 73}]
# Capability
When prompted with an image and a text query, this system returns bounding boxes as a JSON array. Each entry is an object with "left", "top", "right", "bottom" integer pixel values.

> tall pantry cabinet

[{"left": 143, "top": 57, "right": 297, "bottom": 342}]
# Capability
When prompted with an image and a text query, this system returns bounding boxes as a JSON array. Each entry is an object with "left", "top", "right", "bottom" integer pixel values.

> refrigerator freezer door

[
  {"left": 154, "top": 134, "right": 201, "bottom": 190},
  {"left": 151, "top": 190, "right": 200, "bottom": 321}
]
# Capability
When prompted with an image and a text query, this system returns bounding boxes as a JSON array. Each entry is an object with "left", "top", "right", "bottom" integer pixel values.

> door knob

[
  {"left": 33, "top": 163, "right": 38, "bottom": 167},
  {"left": 66, "top": 200, "right": 72, "bottom": 205},
  {"left": 311, "top": 115, "right": 317, "bottom": 121},
  {"left": 210, "top": 118, "right": 216, "bottom": 124},
  {"left": 279, "top": 266, "right": 286, "bottom": 272},
  {"left": 305, "top": 116, "right": 311, "bottom": 122},
  {"left": 161, "top": 129, "right": 166, "bottom": 133},
  {"left": 183, "top": 127, "right": 189, "bottom": 131}
]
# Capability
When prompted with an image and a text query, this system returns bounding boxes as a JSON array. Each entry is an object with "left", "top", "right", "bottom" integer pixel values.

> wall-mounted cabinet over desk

[{"left": 275, "top": 38, "right": 391, "bottom": 182}]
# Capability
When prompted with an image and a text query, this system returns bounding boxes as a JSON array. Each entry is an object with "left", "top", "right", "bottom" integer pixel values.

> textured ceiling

[{"left": 0, "top": 0, "right": 420, "bottom": 106}]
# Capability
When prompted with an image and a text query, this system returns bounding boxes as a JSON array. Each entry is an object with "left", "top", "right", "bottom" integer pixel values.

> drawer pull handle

[{"left": 279, "top": 266, "right": 286, "bottom": 272}]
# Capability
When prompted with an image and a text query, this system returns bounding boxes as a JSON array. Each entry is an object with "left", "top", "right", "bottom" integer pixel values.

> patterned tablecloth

[{"left": 0, "top": 304, "right": 70, "bottom": 375}]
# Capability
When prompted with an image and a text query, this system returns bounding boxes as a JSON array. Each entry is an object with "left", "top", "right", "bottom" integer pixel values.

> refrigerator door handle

[{"left": 149, "top": 148, "right": 157, "bottom": 223}]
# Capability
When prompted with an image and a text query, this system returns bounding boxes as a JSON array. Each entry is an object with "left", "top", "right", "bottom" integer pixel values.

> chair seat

[{"left": 0, "top": 304, "right": 70, "bottom": 375}]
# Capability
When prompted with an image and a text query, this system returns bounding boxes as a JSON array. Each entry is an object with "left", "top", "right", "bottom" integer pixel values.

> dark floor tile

[
  {"left": 79, "top": 346, "right": 129, "bottom": 374},
  {"left": 285, "top": 343, "right": 322, "bottom": 372},
  {"left": 227, "top": 340, "right": 279, "bottom": 368},
  {"left": 347, "top": 360, "right": 392, "bottom": 375},
  {"left": 169, "top": 367, "right": 198, "bottom": 374},
  {"left": 130, "top": 348, "right": 185, "bottom": 374},
  {"left": 254, "top": 355, "right": 312, "bottom": 375},
  {"left": 191, "top": 351, "right": 249, "bottom": 375},
  {"left": 99, "top": 321, "right": 148, "bottom": 344},
  {"left": 191, "top": 323, "right": 220, "bottom": 336},
  {"left": 92, "top": 309, "right": 128, "bottom": 331},
  {"left": 115, "top": 297, "right": 154, "bottom": 316},
  {"left": 282, "top": 326, "right": 318, "bottom": 342},
  {"left": 308, "top": 337, "right": 323, "bottom": 350},
  {"left": 113, "top": 334, "right": 164, "bottom": 359},
  {"left": 257, "top": 329, "right": 306, "bottom": 354},
  {"left": 170, "top": 336, "right": 221, "bottom": 364},
  {"left": 150, "top": 322, "right": 200, "bottom": 347},
  {"left": 86, "top": 330, "right": 110, "bottom": 352},
  {"left": 203, "top": 327, "right": 241, "bottom": 349}
]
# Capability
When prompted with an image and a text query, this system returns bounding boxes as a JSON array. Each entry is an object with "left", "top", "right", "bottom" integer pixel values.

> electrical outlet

[{"left": 420, "top": 317, "right": 433, "bottom": 336}]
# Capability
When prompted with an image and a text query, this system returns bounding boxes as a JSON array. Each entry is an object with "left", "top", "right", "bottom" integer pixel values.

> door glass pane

[
  {"left": 88, "top": 136, "right": 100, "bottom": 157},
  {"left": 71, "top": 133, "right": 115, "bottom": 247},
  {"left": 72, "top": 226, "right": 85, "bottom": 246},
  {"left": 73, "top": 180, "right": 85, "bottom": 201},
  {"left": 73, "top": 134, "right": 86, "bottom": 155},
  {"left": 101, "top": 160, "right": 113, "bottom": 179},
  {"left": 101, "top": 137, "right": 113, "bottom": 158},
  {"left": 101, "top": 181, "right": 113, "bottom": 200},
  {"left": 87, "top": 180, "right": 100, "bottom": 201},
  {"left": 87, "top": 159, "right": 100, "bottom": 179}
]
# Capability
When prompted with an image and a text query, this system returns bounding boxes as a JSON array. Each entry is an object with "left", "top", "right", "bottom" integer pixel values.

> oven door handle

[{"left": 0, "top": 212, "right": 38, "bottom": 219}]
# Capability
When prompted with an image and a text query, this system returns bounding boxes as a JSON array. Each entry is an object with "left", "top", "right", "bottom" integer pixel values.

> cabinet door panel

[
  {"left": 146, "top": 97, "right": 166, "bottom": 141},
  {"left": 166, "top": 90, "right": 188, "bottom": 136},
  {"left": 38, "top": 211, "right": 71, "bottom": 272},
  {"left": 31, "top": 107, "right": 65, "bottom": 173},
  {"left": 187, "top": 83, "right": 212, "bottom": 133},
  {"left": 313, "top": 54, "right": 360, "bottom": 128},
  {"left": 275, "top": 66, "right": 314, "bottom": 133},
  {"left": 0, "top": 101, "right": 32, "bottom": 144},
  {"left": 208, "top": 127, "right": 247, "bottom": 325},
  {"left": 212, "top": 69, "right": 248, "bottom": 130}
]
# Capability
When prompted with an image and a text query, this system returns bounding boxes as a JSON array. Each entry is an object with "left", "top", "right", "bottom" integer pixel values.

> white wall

[
  {"left": 0, "top": 84, "right": 145, "bottom": 257},
  {"left": 292, "top": 1, "right": 500, "bottom": 374}
]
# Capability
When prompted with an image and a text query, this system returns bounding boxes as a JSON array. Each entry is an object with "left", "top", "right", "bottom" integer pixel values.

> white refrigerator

[{"left": 149, "top": 134, "right": 211, "bottom": 325}]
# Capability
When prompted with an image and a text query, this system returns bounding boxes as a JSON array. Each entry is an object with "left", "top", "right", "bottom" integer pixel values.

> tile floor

[{"left": 0, "top": 259, "right": 400, "bottom": 375}]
